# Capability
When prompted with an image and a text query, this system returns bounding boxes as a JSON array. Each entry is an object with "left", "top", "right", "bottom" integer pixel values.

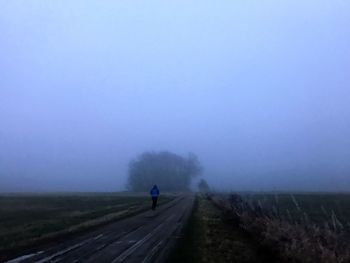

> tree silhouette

[
  {"left": 127, "top": 151, "right": 202, "bottom": 191},
  {"left": 198, "top": 179, "right": 210, "bottom": 192}
]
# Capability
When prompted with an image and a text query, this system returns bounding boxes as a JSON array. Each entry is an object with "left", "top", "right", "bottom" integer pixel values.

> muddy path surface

[{"left": 6, "top": 195, "right": 194, "bottom": 263}]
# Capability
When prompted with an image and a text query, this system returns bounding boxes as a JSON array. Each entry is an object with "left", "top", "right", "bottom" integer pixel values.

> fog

[{"left": 1, "top": 1, "right": 350, "bottom": 192}]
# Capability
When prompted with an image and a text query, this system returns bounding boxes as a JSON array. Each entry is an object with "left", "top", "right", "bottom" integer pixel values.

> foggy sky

[{"left": 1, "top": 1, "right": 350, "bottom": 192}]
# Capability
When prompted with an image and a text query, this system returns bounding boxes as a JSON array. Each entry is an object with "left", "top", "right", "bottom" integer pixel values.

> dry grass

[
  {"left": 169, "top": 194, "right": 272, "bottom": 263},
  {"left": 210, "top": 193, "right": 350, "bottom": 263}
]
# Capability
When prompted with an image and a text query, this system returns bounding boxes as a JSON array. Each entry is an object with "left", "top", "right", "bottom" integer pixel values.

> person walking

[{"left": 150, "top": 184, "right": 160, "bottom": 210}]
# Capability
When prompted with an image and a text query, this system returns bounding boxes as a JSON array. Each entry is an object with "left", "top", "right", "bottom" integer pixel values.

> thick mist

[{"left": 1, "top": 1, "right": 350, "bottom": 192}]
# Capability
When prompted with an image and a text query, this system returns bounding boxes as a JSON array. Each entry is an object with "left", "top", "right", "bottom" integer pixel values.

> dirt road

[{"left": 6, "top": 195, "right": 194, "bottom": 263}]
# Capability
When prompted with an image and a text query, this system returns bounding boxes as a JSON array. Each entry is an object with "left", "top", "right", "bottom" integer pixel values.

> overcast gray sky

[{"left": 1, "top": 0, "right": 350, "bottom": 192}]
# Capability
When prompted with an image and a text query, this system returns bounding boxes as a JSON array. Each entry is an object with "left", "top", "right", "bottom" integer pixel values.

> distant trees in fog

[
  {"left": 127, "top": 151, "right": 202, "bottom": 192},
  {"left": 198, "top": 179, "right": 210, "bottom": 193}
]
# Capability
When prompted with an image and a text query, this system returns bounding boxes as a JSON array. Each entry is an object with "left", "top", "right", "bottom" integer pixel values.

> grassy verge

[
  {"left": 0, "top": 193, "right": 174, "bottom": 261},
  {"left": 168, "top": 194, "right": 271, "bottom": 263}
]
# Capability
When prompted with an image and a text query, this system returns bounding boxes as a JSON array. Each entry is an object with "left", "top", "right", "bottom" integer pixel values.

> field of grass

[
  {"left": 240, "top": 192, "right": 350, "bottom": 230},
  {"left": 0, "top": 192, "right": 174, "bottom": 259},
  {"left": 216, "top": 192, "right": 350, "bottom": 262},
  {"left": 170, "top": 192, "right": 350, "bottom": 263},
  {"left": 168, "top": 194, "right": 277, "bottom": 263}
]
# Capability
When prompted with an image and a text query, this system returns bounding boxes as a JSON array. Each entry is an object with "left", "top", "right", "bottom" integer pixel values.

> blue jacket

[{"left": 150, "top": 185, "right": 160, "bottom": 197}]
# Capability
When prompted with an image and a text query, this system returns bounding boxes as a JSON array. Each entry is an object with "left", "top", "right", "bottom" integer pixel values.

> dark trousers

[{"left": 152, "top": 197, "right": 158, "bottom": 210}]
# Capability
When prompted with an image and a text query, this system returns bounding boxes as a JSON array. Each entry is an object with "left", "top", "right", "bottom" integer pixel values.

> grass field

[
  {"left": 240, "top": 192, "right": 350, "bottom": 230},
  {"left": 0, "top": 192, "right": 174, "bottom": 259},
  {"left": 170, "top": 192, "right": 350, "bottom": 263},
  {"left": 169, "top": 194, "right": 277, "bottom": 263}
]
